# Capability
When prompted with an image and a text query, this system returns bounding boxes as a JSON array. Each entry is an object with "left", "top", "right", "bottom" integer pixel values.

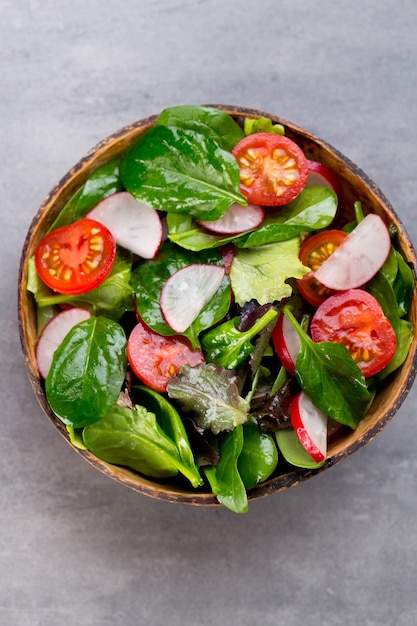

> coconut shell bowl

[{"left": 18, "top": 105, "right": 417, "bottom": 508}]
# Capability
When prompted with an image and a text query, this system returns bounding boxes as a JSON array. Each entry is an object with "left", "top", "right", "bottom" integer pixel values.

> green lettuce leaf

[
  {"left": 244, "top": 116, "right": 285, "bottom": 136},
  {"left": 28, "top": 249, "right": 134, "bottom": 321},
  {"left": 229, "top": 239, "right": 310, "bottom": 306}
]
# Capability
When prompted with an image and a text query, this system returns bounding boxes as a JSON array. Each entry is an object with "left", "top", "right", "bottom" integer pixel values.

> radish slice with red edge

[
  {"left": 290, "top": 391, "right": 328, "bottom": 463},
  {"left": 160, "top": 264, "right": 226, "bottom": 333},
  {"left": 313, "top": 213, "right": 391, "bottom": 290},
  {"left": 36, "top": 307, "right": 91, "bottom": 379},
  {"left": 87, "top": 191, "right": 162, "bottom": 259},
  {"left": 198, "top": 202, "right": 264, "bottom": 235},
  {"left": 306, "top": 159, "right": 343, "bottom": 203},
  {"left": 272, "top": 312, "right": 300, "bottom": 376},
  {"left": 219, "top": 244, "right": 235, "bottom": 277}
]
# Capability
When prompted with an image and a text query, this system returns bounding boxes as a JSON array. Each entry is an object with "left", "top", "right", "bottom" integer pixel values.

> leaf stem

[{"left": 354, "top": 201, "right": 365, "bottom": 223}]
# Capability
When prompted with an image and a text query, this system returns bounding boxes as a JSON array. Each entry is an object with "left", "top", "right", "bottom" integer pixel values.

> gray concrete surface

[{"left": 2, "top": 1, "right": 417, "bottom": 624}]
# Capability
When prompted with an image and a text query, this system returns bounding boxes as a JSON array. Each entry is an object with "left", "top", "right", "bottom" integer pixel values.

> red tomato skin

[
  {"left": 35, "top": 218, "right": 116, "bottom": 295},
  {"left": 232, "top": 133, "right": 308, "bottom": 206},
  {"left": 127, "top": 319, "right": 205, "bottom": 392},
  {"left": 310, "top": 289, "right": 397, "bottom": 378},
  {"left": 297, "top": 230, "right": 348, "bottom": 307}
]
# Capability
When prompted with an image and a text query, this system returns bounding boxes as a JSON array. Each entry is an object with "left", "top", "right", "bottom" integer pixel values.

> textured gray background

[{"left": 2, "top": 1, "right": 417, "bottom": 625}]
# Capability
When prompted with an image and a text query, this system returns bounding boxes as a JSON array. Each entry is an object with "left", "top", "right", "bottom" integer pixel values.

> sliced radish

[
  {"left": 272, "top": 312, "right": 301, "bottom": 376},
  {"left": 219, "top": 243, "right": 236, "bottom": 279},
  {"left": 290, "top": 391, "right": 328, "bottom": 462},
  {"left": 36, "top": 308, "right": 91, "bottom": 378},
  {"left": 198, "top": 202, "right": 264, "bottom": 235},
  {"left": 307, "top": 159, "right": 343, "bottom": 204},
  {"left": 160, "top": 264, "right": 225, "bottom": 333},
  {"left": 87, "top": 191, "right": 162, "bottom": 258},
  {"left": 313, "top": 213, "right": 391, "bottom": 291}
]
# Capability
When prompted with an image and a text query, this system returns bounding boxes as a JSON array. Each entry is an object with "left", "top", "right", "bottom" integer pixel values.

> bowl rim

[{"left": 18, "top": 104, "right": 417, "bottom": 506}]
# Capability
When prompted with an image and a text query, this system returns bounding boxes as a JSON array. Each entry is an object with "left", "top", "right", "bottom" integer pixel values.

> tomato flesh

[
  {"left": 127, "top": 318, "right": 205, "bottom": 392},
  {"left": 297, "top": 230, "right": 348, "bottom": 307},
  {"left": 310, "top": 289, "right": 397, "bottom": 377},
  {"left": 35, "top": 218, "right": 116, "bottom": 295},
  {"left": 232, "top": 133, "right": 308, "bottom": 206}
]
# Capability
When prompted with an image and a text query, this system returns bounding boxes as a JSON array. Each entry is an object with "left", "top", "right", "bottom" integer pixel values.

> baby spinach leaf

[
  {"left": 275, "top": 428, "right": 325, "bottom": 469},
  {"left": 31, "top": 248, "right": 135, "bottom": 321},
  {"left": 201, "top": 308, "right": 278, "bottom": 369},
  {"left": 46, "top": 316, "right": 127, "bottom": 427},
  {"left": 376, "top": 247, "right": 414, "bottom": 318},
  {"left": 379, "top": 246, "right": 398, "bottom": 284},
  {"left": 234, "top": 186, "right": 338, "bottom": 248},
  {"left": 237, "top": 417, "right": 279, "bottom": 489},
  {"left": 156, "top": 104, "right": 244, "bottom": 151},
  {"left": 284, "top": 308, "right": 372, "bottom": 428},
  {"left": 378, "top": 318, "right": 413, "bottom": 380},
  {"left": 367, "top": 267, "right": 402, "bottom": 324},
  {"left": 132, "top": 243, "right": 231, "bottom": 348},
  {"left": 204, "top": 426, "right": 248, "bottom": 514},
  {"left": 167, "top": 363, "right": 249, "bottom": 434},
  {"left": 229, "top": 239, "right": 310, "bottom": 307},
  {"left": 83, "top": 404, "right": 183, "bottom": 480},
  {"left": 133, "top": 385, "right": 202, "bottom": 487},
  {"left": 167, "top": 213, "right": 239, "bottom": 251},
  {"left": 71, "top": 249, "right": 135, "bottom": 320},
  {"left": 120, "top": 125, "right": 247, "bottom": 221},
  {"left": 390, "top": 250, "right": 415, "bottom": 317},
  {"left": 167, "top": 186, "right": 337, "bottom": 252},
  {"left": 49, "top": 159, "right": 123, "bottom": 231},
  {"left": 366, "top": 270, "right": 414, "bottom": 380},
  {"left": 296, "top": 342, "right": 371, "bottom": 428}
]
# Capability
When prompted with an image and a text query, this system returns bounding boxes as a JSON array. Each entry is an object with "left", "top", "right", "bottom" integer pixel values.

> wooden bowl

[{"left": 18, "top": 105, "right": 417, "bottom": 505}]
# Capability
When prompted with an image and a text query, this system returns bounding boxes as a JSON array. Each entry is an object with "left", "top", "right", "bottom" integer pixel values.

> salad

[{"left": 27, "top": 105, "right": 415, "bottom": 513}]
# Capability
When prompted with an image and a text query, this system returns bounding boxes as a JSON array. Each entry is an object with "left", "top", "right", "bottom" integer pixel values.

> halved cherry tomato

[
  {"left": 232, "top": 133, "right": 308, "bottom": 206},
  {"left": 35, "top": 218, "right": 116, "bottom": 295},
  {"left": 127, "top": 318, "right": 205, "bottom": 392},
  {"left": 297, "top": 230, "right": 348, "bottom": 307},
  {"left": 310, "top": 289, "right": 397, "bottom": 378}
]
